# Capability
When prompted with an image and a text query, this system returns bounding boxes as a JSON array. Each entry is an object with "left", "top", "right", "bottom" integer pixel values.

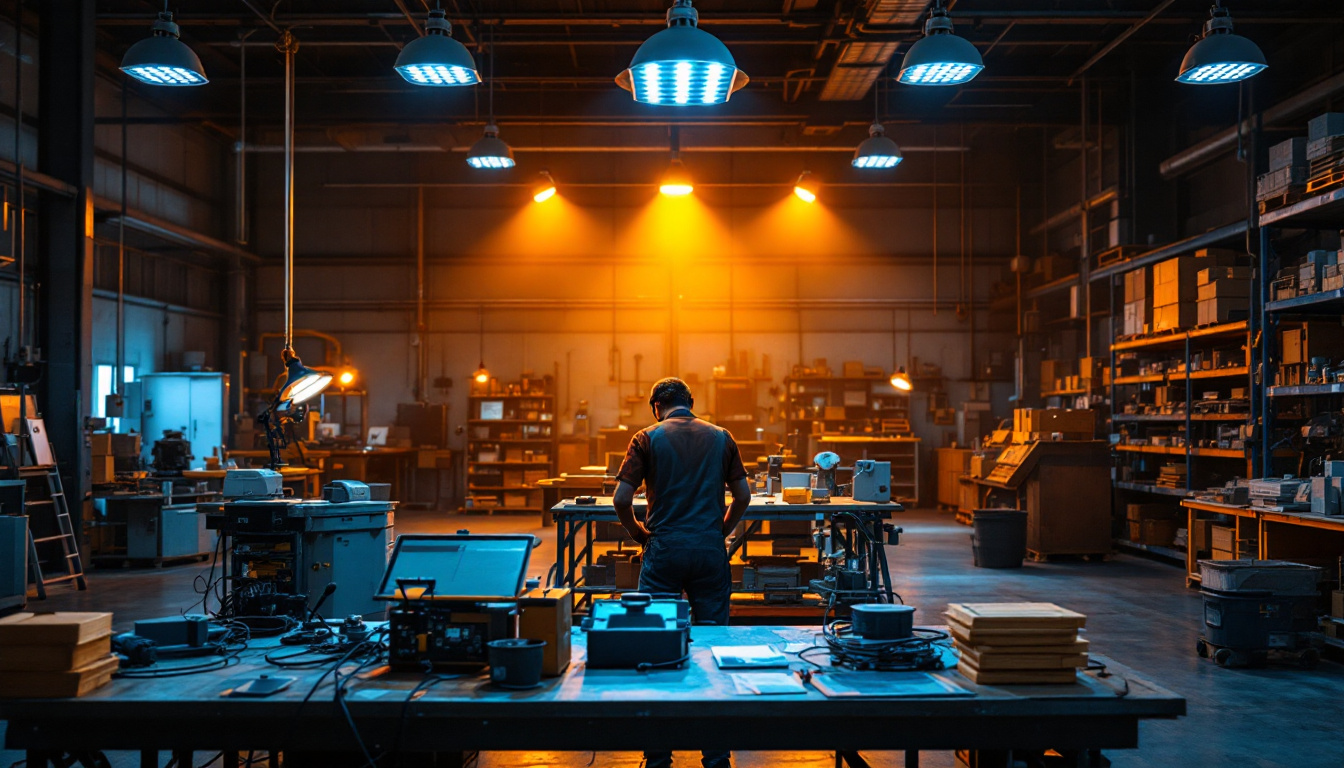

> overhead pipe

[
  {"left": 237, "top": 143, "right": 968, "bottom": 154},
  {"left": 1161, "top": 70, "right": 1344, "bottom": 179}
]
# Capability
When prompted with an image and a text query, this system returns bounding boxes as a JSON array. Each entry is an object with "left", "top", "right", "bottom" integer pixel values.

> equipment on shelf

[
  {"left": 150, "top": 430, "right": 193, "bottom": 476},
  {"left": 582, "top": 592, "right": 690, "bottom": 670},
  {"left": 375, "top": 533, "right": 534, "bottom": 671},
  {"left": 222, "top": 469, "right": 284, "bottom": 499}
]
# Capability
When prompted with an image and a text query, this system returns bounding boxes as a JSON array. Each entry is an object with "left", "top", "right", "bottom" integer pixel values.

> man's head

[{"left": 648, "top": 377, "right": 694, "bottom": 421}]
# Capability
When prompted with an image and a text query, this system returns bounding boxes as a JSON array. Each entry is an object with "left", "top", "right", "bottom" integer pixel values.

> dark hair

[{"left": 648, "top": 377, "right": 694, "bottom": 409}]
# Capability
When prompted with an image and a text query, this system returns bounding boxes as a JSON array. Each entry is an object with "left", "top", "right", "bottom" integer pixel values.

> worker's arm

[
  {"left": 722, "top": 477, "right": 751, "bottom": 537},
  {"left": 614, "top": 479, "right": 650, "bottom": 545}
]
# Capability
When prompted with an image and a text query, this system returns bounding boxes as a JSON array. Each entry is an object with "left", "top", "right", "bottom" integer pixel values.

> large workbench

[
  {"left": 551, "top": 496, "right": 901, "bottom": 616},
  {"left": 0, "top": 625, "right": 1184, "bottom": 766}
]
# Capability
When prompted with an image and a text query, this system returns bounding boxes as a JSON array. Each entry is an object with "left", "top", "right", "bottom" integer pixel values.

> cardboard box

[
  {"left": 1140, "top": 519, "right": 1178, "bottom": 546},
  {"left": 1308, "top": 112, "right": 1344, "bottom": 142},
  {"left": 1280, "top": 322, "right": 1344, "bottom": 366},
  {"left": 1126, "top": 503, "right": 1175, "bottom": 521},
  {"left": 1198, "top": 297, "right": 1247, "bottom": 326},
  {"left": 1197, "top": 280, "right": 1252, "bottom": 301},
  {"left": 1190, "top": 519, "right": 1213, "bottom": 555},
  {"left": 91, "top": 455, "right": 116, "bottom": 485},
  {"left": 90, "top": 433, "right": 112, "bottom": 455},
  {"left": 1123, "top": 267, "right": 1151, "bottom": 303},
  {"left": 0, "top": 613, "right": 114, "bottom": 646},
  {"left": 1194, "top": 248, "right": 1242, "bottom": 264},
  {"left": 1197, "top": 266, "right": 1254, "bottom": 285},
  {"left": 518, "top": 587, "right": 573, "bottom": 677},
  {"left": 1269, "top": 137, "right": 1307, "bottom": 171},
  {"left": 1123, "top": 300, "right": 1149, "bottom": 336},
  {"left": 1210, "top": 526, "right": 1236, "bottom": 553},
  {"left": 1212, "top": 548, "right": 1236, "bottom": 561},
  {"left": 1153, "top": 303, "right": 1196, "bottom": 332},
  {"left": 1014, "top": 408, "right": 1094, "bottom": 436},
  {"left": 842, "top": 361, "right": 865, "bottom": 378}
]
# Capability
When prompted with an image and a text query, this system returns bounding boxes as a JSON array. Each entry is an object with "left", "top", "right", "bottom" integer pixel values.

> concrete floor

[{"left": 4, "top": 508, "right": 1342, "bottom": 768}]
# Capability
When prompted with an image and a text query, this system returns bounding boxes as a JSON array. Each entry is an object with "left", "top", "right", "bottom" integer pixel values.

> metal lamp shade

[
  {"left": 279, "top": 357, "right": 334, "bottom": 405},
  {"left": 1177, "top": 32, "right": 1266, "bottom": 84},
  {"left": 121, "top": 33, "right": 208, "bottom": 86},
  {"left": 897, "top": 29, "right": 984, "bottom": 86},
  {"left": 852, "top": 126, "right": 903, "bottom": 169},
  {"left": 466, "top": 127, "right": 516, "bottom": 169},
  {"left": 395, "top": 33, "right": 481, "bottom": 86},
  {"left": 659, "top": 159, "right": 694, "bottom": 196},
  {"left": 617, "top": 26, "right": 748, "bottom": 105}
]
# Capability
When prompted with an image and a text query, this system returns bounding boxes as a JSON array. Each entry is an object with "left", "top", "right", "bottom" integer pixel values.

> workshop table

[
  {"left": 0, "top": 625, "right": 1183, "bottom": 768},
  {"left": 552, "top": 496, "right": 902, "bottom": 616},
  {"left": 183, "top": 467, "right": 323, "bottom": 499}
]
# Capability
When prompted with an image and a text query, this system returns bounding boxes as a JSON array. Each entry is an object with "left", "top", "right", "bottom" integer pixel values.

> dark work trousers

[{"left": 638, "top": 536, "right": 732, "bottom": 768}]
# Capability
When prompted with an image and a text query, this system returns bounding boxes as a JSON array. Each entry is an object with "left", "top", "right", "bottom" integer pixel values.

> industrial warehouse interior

[{"left": 3, "top": 0, "right": 1344, "bottom": 766}]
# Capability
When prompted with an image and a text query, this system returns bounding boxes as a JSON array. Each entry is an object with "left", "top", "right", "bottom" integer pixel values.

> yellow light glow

[
  {"left": 793, "top": 186, "right": 816, "bottom": 203},
  {"left": 474, "top": 367, "right": 490, "bottom": 384},
  {"left": 660, "top": 158, "right": 694, "bottom": 197},
  {"left": 533, "top": 186, "right": 556, "bottom": 203},
  {"left": 532, "top": 171, "right": 557, "bottom": 203},
  {"left": 793, "top": 171, "right": 819, "bottom": 203},
  {"left": 891, "top": 369, "right": 913, "bottom": 391},
  {"left": 659, "top": 183, "right": 694, "bottom": 197},
  {"left": 338, "top": 371, "right": 355, "bottom": 386}
]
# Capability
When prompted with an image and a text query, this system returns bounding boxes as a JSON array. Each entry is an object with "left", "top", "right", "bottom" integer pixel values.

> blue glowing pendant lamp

[
  {"left": 897, "top": 3, "right": 983, "bottom": 87},
  {"left": 1176, "top": 3, "right": 1266, "bottom": 84},
  {"left": 121, "top": 10, "right": 208, "bottom": 86},
  {"left": 395, "top": 8, "right": 481, "bottom": 87},
  {"left": 616, "top": 0, "right": 749, "bottom": 106}
]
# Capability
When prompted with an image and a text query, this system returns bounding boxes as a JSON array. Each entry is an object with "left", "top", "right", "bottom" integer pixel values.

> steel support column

[{"left": 37, "top": 0, "right": 96, "bottom": 508}]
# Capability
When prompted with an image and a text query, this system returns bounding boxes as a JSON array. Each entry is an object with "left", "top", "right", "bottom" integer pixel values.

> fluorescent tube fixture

[
  {"left": 793, "top": 172, "right": 819, "bottom": 203},
  {"left": 897, "top": 3, "right": 983, "bottom": 86},
  {"left": 616, "top": 0, "right": 748, "bottom": 106},
  {"left": 532, "top": 171, "right": 557, "bottom": 203},
  {"left": 466, "top": 125, "right": 516, "bottom": 169},
  {"left": 853, "top": 123, "right": 903, "bottom": 169},
  {"left": 395, "top": 8, "right": 481, "bottom": 87},
  {"left": 120, "top": 10, "right": 208, "bottom": 86},
  {"left": 1176, "top": 3, "right": 1266, "bottom": 84}
]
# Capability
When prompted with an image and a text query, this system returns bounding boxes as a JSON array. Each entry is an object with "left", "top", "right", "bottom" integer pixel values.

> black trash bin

[{"left": 971, "top": 508, "right": 1028, "bottom": 568}]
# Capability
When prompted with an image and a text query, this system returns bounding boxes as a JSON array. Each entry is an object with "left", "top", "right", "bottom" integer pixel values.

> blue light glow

[
  {"left": 466, "top": 155, "right": 516, "bottom": 170},
  {"left": 630, "top": 60, "right": 734, "bottom": 105},
  {"left": 852, "top": 155, "right": 902, "bottom": 170},
  {"left": 898, "top": 61, "right": 983, "bottom": 86},
  {"left": 124, "top": 65, "right": 206, "bottom": 86},
  {"left": 397, "top": 64, "right": 480, "bottom": 86},
  {"left": 1177, "top": 62, "right": 1266, "bottom": 84}
]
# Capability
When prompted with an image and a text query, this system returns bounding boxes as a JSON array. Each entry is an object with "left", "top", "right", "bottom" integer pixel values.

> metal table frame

[{"left": 551, "top": 496, "right": 901, "bottom": 613}]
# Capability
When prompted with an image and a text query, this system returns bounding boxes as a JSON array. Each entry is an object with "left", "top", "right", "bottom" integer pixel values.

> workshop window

[{"left": 94, "top": 364, "right": 136, "bottom": 431}]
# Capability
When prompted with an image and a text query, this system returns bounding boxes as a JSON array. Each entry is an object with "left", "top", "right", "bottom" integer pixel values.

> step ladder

[{"left": 0, "top": 397, "right": 87, "bottom": 597}]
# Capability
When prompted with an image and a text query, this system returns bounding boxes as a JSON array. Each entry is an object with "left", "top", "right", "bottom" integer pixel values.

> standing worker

[{"left": 613, "top": 377, "right": 751, "bottom": 768}]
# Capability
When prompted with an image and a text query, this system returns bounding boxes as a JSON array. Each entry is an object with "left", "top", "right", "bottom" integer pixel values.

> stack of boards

[
  {"left": 946, "top": 603, "right": 1087, "bottom": 685},
  {"left": 0, "top": 612, "right": 118, "bottom": 698}
]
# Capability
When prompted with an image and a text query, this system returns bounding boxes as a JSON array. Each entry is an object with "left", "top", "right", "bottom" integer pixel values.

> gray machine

[
  {"left": 206, "top": 481, "right": 394, "bottom": 620},
  {"left": 0, "top": 481, "right": 26, "bottom": 612},
  {"left": 852, "top": 460, "right": 892, "bottom": 503}
]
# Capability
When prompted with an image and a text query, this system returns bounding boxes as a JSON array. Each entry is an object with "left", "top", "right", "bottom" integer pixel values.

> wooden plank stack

[
  {"left": 0, "top": 612, "right": 118, "bottom": 698},
  {"left": 946, "top": 602, "right": 1088, "bottom": 685}
]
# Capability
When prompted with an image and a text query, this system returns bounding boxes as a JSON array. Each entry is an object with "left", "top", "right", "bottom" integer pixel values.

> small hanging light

[
  {"left": 616, "top": 0, "right": 748, "bottom": 106},
  {"left": 395, "top": 7, "right": 481, "bottom": 87},
  {"left": 897, "top": 2, "right": 984, "bottom": 87},
  {"left": 853, "top": 83, "right": 902, "bottom": 169},
  {"left": 793, "top": 172, "right": 819, "bottom": 203},
  {"left": 532, "top": 171, "right": 557, "bottom": 203},
  {"left": 120, "top": 7, "right": 208, "bottom": 86},
  {"left": 466, "top": 25, "right": 514, "bottom": 169},
  {"left": 660, "top": 158, "right": 694, "bottom": 196},
  {"left": 890, "top": 367, "right": 913, "bottom": 392},
  {"left": 1176, "top": 3, "right": 1267, "bottom": 84}
]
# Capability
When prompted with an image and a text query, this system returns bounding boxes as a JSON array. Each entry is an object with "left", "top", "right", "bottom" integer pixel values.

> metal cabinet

[{"left": 139, "top": 373, "right": 229, "bottom": 466}]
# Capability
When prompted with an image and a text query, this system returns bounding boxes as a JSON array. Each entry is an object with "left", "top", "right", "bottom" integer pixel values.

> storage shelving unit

[
  {"left": 782, "top": 375, "right": 911, "bottom": 437},
  {"left": 465, "top": 384, "right": 557, "bottom": 514}
]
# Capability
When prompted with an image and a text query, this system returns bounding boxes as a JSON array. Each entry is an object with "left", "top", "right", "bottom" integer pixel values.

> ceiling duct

[{"left": 819, "top": 1, "right": 928, "bottom": 101}]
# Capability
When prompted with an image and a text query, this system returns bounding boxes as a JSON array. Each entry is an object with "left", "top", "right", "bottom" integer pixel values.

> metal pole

[
  {"left": 117, "top": 81, "right": 126, "bottom": 398},
  {"left": 14, "top": 0, "right": 24, "bottom": 351},
  {"left": 279, "top": 31, "right": 298, "bottom": 350},
  {"left": 237, "top": 30, "right": 250, "bottom": 244},
  {"left": 416, "top": 185, "right": 425, "bottom": 400}
]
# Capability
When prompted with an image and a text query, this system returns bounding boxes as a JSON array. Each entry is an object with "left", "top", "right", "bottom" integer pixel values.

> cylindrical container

[
  {"left": 851, "top": 603, "right": 914, "bottom": 640},
  {"left": 971, "top": 508, "right": 1028, "bottom": 568},
  {"left": 488, "top": 638, "right": 547, "bottom": 689}
]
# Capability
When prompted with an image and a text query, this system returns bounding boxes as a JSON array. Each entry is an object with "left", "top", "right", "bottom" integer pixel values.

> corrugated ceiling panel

[
  {"left": 866, "top": 0, "right": 929, "bottom": 26},
  {"left": 818, "top": 65, "right": 884, "bottom": 102},
  {"left": 837, "top": 41, "right": 900, "bottom": 65}
]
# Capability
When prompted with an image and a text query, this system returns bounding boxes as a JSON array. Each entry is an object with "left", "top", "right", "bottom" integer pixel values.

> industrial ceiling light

[
  {"left": 473, "top": 365, "right": 490, "bottom": 385},
  {"left": 473, "top": 307, "right": 490, "bottom": 386},
  {"left": 660, "top": 158, "right": 694, "bottom": 196},
  {"left": 890, "top": 367, "right": 913, "bottom": 392},
  {"left": 466, "top": 125, "right": 515, "bottom": 169},
  {"left": 793, "top": 171, "right": 819, "bottom": 203},
  {"left": 395, "top": 7, "right": 481, "bottom": 87},
  {"left": 853, "top": 124, "right": 903, "bottom": 169},
  {"left": 466, "top": 26, "right": 514, "bottom": 169},
  {"left": 897, "top": 2, "right": 983, "bottom": 87},
  {"left": 1176, "top": 3, "right": 1266, "bottom": 84},
  {"left": 532, "top": 171, "right": 557, "bottom": 202},
  {"left": 120, "top": 8, "right": 208, "bottom": 86},
  {"left": 616, "top": 0, "right": 748, "bottom": 106}
]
